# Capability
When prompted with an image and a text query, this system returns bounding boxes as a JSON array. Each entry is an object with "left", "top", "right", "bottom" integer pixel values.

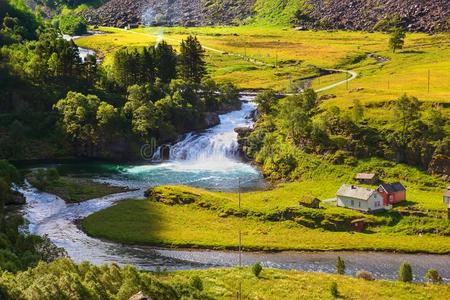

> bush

[
  {"left": 190, "top": 275, "right": 203, "bottom": 291},
  {"left": 356, "top": 270, "right": 375, "bottom": 281},
  {"left": 252, "top": 262, "right": 263, "bottom": 278},
  {"left": 336, "top": 256, "right": 346, "bottom": 275},
  {"left": 398, "top": 262, "right": 413, "bottom": 282},
  {"left": 330, "top": 282, "right": 339, "bottom": 298},
  {"left": 425, "top": 268, "right": 442, "bottom": 284},
  {"left": 59, "top": 14, "right": 87, "bottom": 36}
]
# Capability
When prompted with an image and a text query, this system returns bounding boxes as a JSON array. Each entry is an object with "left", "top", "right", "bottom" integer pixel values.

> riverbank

[
  {"left": 27, "top": 173, "right": 131, "bottom": 203},
  {"left": 81, "top": 184, "right": 450, "bottom": 254}
]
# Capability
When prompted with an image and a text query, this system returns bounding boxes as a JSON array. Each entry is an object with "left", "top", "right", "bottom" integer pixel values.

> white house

[{"left": 336, "top": 184, "right": 391, "bottom": 213}]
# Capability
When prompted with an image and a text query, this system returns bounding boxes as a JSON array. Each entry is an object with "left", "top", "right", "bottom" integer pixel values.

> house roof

[
  {"left": 379, "top": 182, "right": 406, "bottom": 193},
  {"left": 355, "top": 173, "right": 376, "bottom": 180},
  {"left": 337, "top": 184, "right": 375, "bottom": 201}
]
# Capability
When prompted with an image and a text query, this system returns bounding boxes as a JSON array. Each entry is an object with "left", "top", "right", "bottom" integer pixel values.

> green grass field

[
  {"left": 77, "top": 26, "right": 450, "bottom": 106},
  {"left": 161, "top": 268, "right": 450, "bottom": 300},
  {"left": 82, "top": 197, "right": 450, "bottom": 253},
  {"left": 82, "top": 153, "right": 450, "bottom": 254}
]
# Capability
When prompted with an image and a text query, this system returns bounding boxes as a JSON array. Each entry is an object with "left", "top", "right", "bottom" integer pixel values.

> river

[{"left": 18, "top": 96, "right": 450, "bottom": 282}]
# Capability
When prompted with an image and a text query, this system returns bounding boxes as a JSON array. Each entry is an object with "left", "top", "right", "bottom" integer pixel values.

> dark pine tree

[
  {"left": 154, "top": 41, "right": 177, "bottom": 84},
  {"left": 178, "top": 35, "right": 206, "bottom": 86}
]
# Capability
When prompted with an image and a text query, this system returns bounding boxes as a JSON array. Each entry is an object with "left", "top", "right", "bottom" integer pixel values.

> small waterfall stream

[{"left": 153, "top": 95, "right": 255, "bottom": 163}]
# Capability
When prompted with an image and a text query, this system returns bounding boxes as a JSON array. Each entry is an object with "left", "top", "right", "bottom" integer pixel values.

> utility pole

[{"left": 237, "top": 178, "right": 242, "bottom": 300}]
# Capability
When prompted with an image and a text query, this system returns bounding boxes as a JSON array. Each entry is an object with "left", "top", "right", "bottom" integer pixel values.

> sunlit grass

[
  {"left": 161, "top": 268, "right": 450, "bottom": 299},
  {"left": 83, "top": 197, "right": 450, "bottom": 253},
  {"left": 78, "top": 26, "right": 450, "bottom": 105}
]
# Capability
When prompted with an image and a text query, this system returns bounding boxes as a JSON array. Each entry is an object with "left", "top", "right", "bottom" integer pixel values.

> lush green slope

[
  {"left": 82, "top": 172, "right": 450, "bottom": 253},
  {"left": 252, "top": 0, "right": 306, "bottom": 25}
]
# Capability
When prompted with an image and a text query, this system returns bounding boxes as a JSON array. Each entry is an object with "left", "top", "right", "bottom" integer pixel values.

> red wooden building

[{"left": 377, "top": 183, "right": 406, "bottom": 205}]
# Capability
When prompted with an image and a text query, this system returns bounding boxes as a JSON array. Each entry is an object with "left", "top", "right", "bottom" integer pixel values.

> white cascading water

[{"left": 153, "top": 95, "right": 255, "bottom": 166}]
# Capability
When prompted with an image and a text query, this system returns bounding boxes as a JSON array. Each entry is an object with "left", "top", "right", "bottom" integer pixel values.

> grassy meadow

[
  {"left": 161, "top": 268, "right": 450, "bottom": 300},
  {"left": 82, "top": 154, "right": 450, "bottom": 254},
  {"left": 77, "top": 26, "right": 450, "bottom": 107}
]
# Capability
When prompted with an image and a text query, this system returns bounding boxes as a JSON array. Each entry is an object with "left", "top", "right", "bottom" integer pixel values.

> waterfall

[{"left": 153, "top": 96, "right": 255, "bottom": 163}]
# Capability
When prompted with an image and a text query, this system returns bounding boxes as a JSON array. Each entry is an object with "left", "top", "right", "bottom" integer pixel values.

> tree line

[{"left": 246, "top": 90, "right": 449, "bottom": 178}]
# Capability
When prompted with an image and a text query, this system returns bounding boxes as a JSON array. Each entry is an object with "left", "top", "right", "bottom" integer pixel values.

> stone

[
  {"left": 129, "top": 292, "right": 153, "bottom": 300},
  {"left": 203, "top": 112, "right": 220, "bottom": 128}
]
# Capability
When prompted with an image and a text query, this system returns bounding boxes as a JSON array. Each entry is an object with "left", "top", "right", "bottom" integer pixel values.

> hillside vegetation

[{"left": 1, "top": 260, "right": 448, "bottom": 299}]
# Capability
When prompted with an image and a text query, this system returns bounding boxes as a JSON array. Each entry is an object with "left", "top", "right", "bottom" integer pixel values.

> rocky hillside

[
  {"left": 81, "top": 0, "right": 449, "bottom": 33},
  {"left": 82, "top": 0, "right": 256, "bottom": 28},
  {"left": 305, "top": 0, "right": 450, "bottom": 33}
]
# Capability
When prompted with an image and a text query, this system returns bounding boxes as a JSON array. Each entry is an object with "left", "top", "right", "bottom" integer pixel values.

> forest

[{"left": 0, "top": 0, "right": 239, "bottom": 160}]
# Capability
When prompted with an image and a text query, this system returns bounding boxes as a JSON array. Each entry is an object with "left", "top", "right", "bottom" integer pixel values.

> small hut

[
  {"left": 355, "top": 173, "right": 378, "bottom": 184},
  {"left": 299, "top": 195, "right": 321, "bottom": 209},
  {"left": 350, "top": 219, "right": 366, "bottom": 232}
]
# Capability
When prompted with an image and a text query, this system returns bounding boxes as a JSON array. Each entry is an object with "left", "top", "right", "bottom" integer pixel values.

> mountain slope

[{"left": 81, "top": 0, "right": 450, "bottom": 33}]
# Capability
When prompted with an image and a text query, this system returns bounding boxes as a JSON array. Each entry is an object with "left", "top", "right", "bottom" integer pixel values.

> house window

[
  {"left": 351, "top": 200, "right": 354, "bottom": 206},
  {"left": 358, "top": 201, "right": 361, "bottom": 207}
]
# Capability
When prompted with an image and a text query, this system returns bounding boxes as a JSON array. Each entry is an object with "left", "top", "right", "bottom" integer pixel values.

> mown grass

[
  {"left": 161, "top": 268, "right": 450, "bottom": 300},
  {"left": 28, "top": 176, "right": 130, "bottom": 203},
  {"left": 82, "top": 193, "right": 450, "bottom": 253}
]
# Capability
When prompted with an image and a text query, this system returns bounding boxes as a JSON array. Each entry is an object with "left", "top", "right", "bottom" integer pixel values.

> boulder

[
  {"left": 203, "top": 112, "right": 220, "bottom": 128},
  {"left": 129, "top": 292, "right": 153, "bottom": 300}
]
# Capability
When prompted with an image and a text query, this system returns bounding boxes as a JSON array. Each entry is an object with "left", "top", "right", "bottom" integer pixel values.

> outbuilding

[
  {"left": 355, "top": 173, "right": 378, "bottom": 184},
  {"left": 350, "top": 219, "right": 366, "bottom": 232},
  {"left": 377, "top": 183, "right": 406, "bottom": 205},
  {"left": 336, "top": 184, "right": 389, "bottom": 213}
]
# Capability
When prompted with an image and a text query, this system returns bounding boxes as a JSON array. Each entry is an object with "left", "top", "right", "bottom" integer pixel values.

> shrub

[
  {"left": 425, "top": 268, "right": 442, "bottom": 284},
  {"left": 190, "top": 276, "right": 203, "bottom": 291},
  {"left": 59, "top": 14, "right": 87, "bottom": 36},
  {"left": 336, "top": 256, "right": 346, "bottom": 275},
  {"left": 330, "top": 282, "right": 339, "bottom": 298},
  {"left": 252, "top": 262, "right": 263, "bottom": 278},
  {"left": 356, "top": 270, "right": 375, "bottom": 281},
  {"left": 398, "top": 262, "right": 413, "bottom": 282}
]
